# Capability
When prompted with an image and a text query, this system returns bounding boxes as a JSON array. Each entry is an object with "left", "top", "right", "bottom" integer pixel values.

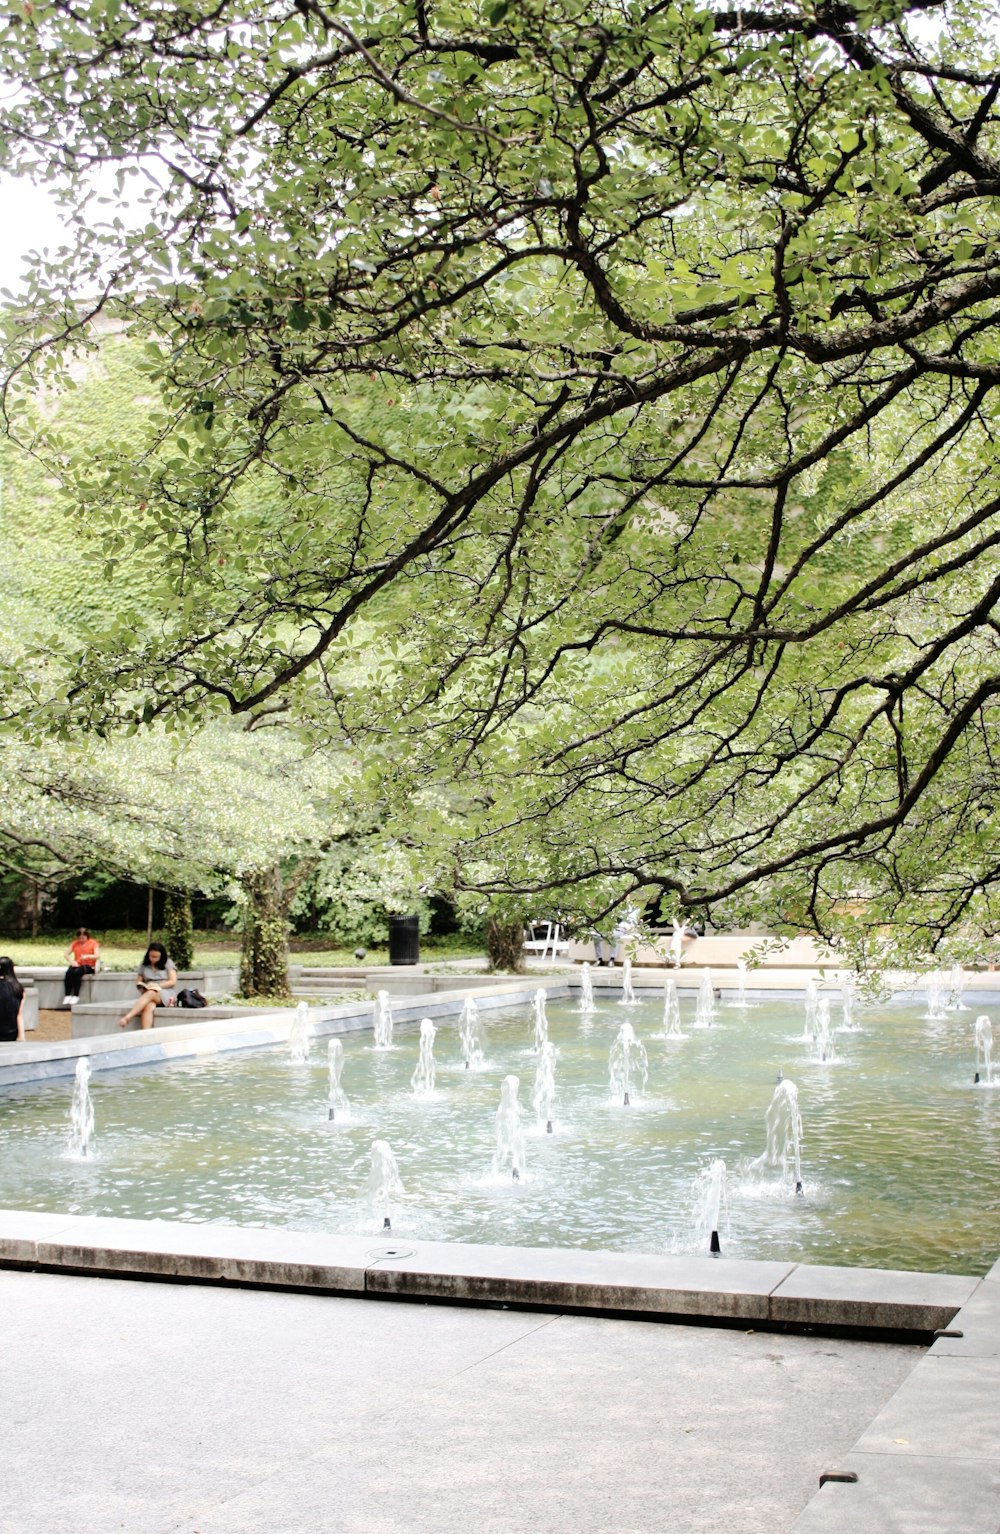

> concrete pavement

[{"left": 1, "top": 1268, "right": 918, "bottom": 1534}]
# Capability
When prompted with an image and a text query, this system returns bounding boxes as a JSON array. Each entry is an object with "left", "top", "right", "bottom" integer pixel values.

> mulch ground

[{"left": 31, "top": 1009, "right": 74, "bottom": 1043}]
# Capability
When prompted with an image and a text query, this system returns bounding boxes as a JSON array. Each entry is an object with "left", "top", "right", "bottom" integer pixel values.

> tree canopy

[{"left": 2, "top": 0, "right": 1000, "bottom": 955}]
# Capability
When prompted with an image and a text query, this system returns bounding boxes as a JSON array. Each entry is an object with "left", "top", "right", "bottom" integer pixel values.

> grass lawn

[{"left": 0, "top": 931, "right": 484, "bottom": 971}]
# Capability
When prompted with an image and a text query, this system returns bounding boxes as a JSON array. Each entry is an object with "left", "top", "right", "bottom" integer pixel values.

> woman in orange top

[{"left": 63, "top": 927, "right": 101, "bottom": 1006}]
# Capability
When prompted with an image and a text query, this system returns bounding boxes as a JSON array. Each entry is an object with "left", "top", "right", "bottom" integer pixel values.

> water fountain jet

[
  {"left": 924, "top": 972, "right": 947, "bottom": 1021},
  {"left": 694, "top": 1158, "right": 727, "bottom": 1256},
  {"left": 287, "top": 1002, "right": 311, "bottom": 1064},
  {"left": 410, "top": 1017, "right": 437, "bottom": 1094},
  {"left": 458, "top": 997, "right": 484, "bottom": 1069},
  {"left": 578, "top": 963, "right": 595, "bottom": 1014},
  {"left": 373, "top": 990, "right": 394, "bottom": 1050},
  {"left": 327, "top": 1038, "right": 349, "bottom": 1121},
  {"left": 975, "top": 1015, "right": 993, "bottom": 1086},
  {"left": 619, "top": 959, "right": 637, "bottom": 1006},
  {"left": 609, "top": 1022, "right": 648, "bottom": 1107},
  {"left": 368, "top": 1139, "right": 403, "bottom": 1231},
  {"left": 494, "top": 1075, "right": 526, "bottom": 1180},
  {"left": 661, "top": 978, "right": 682, "bottom": 1039},
  {"left": 65, "top": 1058, "right": 95, "bottom": 1160},
  {"left": 754, "top": 1079, "right": 804, "bottom": 1194},
  {"left": 695, "top": 969, "right": 716, "bottom": 1028},
  {"left": 532, "top": 989, "right": 549, "bottom": 1052},
  {"left": 532, "top": 1040, "right": 557, "bottom": 1133},
  {"left": 812, "top": 998, "right": 836, "bottom": 1063}
]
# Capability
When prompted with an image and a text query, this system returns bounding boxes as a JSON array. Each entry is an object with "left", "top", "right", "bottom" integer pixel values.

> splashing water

[
  {"left": 327, "top": 1039, "right": 349, "bottom": 1121},
  {"left": 533, "top": 989, "right": 549, "bottom": 1052},
  {"left": 841, "top": 975, "right": 858, "bottom": 1031},
  {"left": 368, "top": 1139, "right": 403, "bottom": 1230},
  {"left": 373, "top": 990, "right": 394, "bottom": 1050},
  {"left": 693, "top": 1158, "right": 727, "bottom": 1254},
  {"left": 802, "top": 979, "right": 819, "bottom": 1040},
  {"left": 923, "top": 972, "right": 948, "bottom": 1021},
  {"left": 608, "top": 1021, "right": 648, "bottom": 1106},
  {"left": 494, "top": 1074, "right": 526, "bottom": 1180},
  {"left": 64, "top": 1057, "right": 95, "bottom": 1161},
  {"left": 531, "top": 1040, "right": 557, "bottom": 1132},
  {"left": 410, "top": 1016, "right": 437, "bottom": 1094},
  {"left": 812, "top": 997, "right": 836, "bottom": 1062},
  {"left": 458, "top": 997, "right": 484, "bottom": 1069},
  {"left": 975, "top": 1015, "right": 993, "bottom": 1085},
  {"left": 753, "top": 1079, "right": 804, "bottom": 1192},
  {"left": 578, "top": 963, "right": 595, "bottom": 1013},
  {"left": 619, "top": 958, "right": 638, "bottom": 1006},
  {"left": 694, "top": 969, "right": 716, "bottom": 1028},
  {"left": 287, "top": 1002, "right": 312, "bottom": 1065},
  {"left": 728, "top": 960, "right": 749, "bottom": 1010},
  {"left": 661, "top": 977, "right": 683, "bottom": 1038},
  {"left": 948, "top": 965, "right": 968, "bottom": 1012}
]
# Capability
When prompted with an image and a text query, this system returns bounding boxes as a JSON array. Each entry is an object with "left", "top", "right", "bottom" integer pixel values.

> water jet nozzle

[
  {"left": 795, "top": 1180, "right": 804, "bottom": 1196},
  {"left": 623, "top": 1092, "right": 630, "bottom": 1106},
  {"left": 546, "top": 1120, "right": 553, "bottom": 1134},
  {"left": 383, "top": 1216, "right": 391, "bottom": 1231},
  {"left": 512, "top": 1168, "right": 520, "bottom": 1182},
  {"left": 709, "top": 1230, "right": 721, "bottom": 1256},
  {"left": 975, "top": 1071, "right": 981, "bottom": 1084},
  {"left": 328, "top": 1108, "right": 335, "bottom": 1121}
]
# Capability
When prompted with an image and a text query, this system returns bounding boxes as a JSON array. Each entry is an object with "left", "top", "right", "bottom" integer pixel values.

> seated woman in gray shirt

[{"left": 117, "top": 941, "right": 178, "bottom": 1030}]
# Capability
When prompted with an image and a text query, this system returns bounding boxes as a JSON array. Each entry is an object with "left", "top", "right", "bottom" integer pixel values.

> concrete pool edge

[
  {"left": 0, "top": 1207, "right": 980, "bottom": 1337},
  {"left": 0, "top": 979, "right": 566, "bottom": 1084}
]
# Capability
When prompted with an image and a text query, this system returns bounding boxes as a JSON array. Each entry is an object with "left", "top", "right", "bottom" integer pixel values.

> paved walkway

[{"left": 2, "top": 1269, "right": 917, "bottom": 1534}]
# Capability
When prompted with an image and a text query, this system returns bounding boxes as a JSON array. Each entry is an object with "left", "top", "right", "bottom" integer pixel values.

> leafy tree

[
  {"left": 163, "top": 889, "right": 195, "bottom": 970},
  {"left": 3, "top": 0, "right": 1000, "bottom": 958}
]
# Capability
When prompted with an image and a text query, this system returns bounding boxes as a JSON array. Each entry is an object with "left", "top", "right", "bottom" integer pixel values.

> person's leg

[
  {"left": 118, "top": 988, "right": 159, "bottom": 1029},
  {"left": 65, "top": 964, "right": 96, "bottom": 1003}
]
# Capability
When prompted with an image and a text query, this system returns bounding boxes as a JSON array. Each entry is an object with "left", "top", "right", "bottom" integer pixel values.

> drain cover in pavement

[{"left": 366, "top": 1246, "right": 416, "bottom": 1262}]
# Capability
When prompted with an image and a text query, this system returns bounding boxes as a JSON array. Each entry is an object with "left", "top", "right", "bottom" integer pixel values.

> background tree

[
  {"left": 162, "top": 890, "right": 195, "bottom": 971},
  {"left": 3, "top": 0, "right": 1000, "bottom": 958}
]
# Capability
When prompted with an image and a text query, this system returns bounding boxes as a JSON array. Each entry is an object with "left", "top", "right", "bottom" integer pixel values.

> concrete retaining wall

[{"left": 20, "top": 967, "right": 238, "bottom": 1010}]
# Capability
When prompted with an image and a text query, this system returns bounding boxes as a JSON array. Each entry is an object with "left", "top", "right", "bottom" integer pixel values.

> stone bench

[
  {"left": 71, "top": 1001, "right": 264, "bottom": 1038},
  {"left": 20, "top": 967, "right": 238, "bottom": 1010}
]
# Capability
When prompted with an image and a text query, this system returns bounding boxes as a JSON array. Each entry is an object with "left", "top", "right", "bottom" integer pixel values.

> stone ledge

[
  {"left": 363, "top": 1241, "right": 793, "bottom": 1320},
  {"left": 0, "top": 981, "right": 568, "bottom": 1084},
  {"left": 769, "top": 1262, "right": 979, "bottom": 1334},
  {"left": 0, "top": 1210, "right": 977, "bottom": 1335}
]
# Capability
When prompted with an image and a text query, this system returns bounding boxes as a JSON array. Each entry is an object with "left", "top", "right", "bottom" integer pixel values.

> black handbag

[{"left": 176, "top": 988, "right": 208, "bottom": 1009}]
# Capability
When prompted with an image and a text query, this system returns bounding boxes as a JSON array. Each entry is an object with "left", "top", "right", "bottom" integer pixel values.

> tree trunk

[
  {"left": 163, "top": 890, "right": 195, "bottom": 971},
  {"left": 240, "top": 867, "right": 291, "bottom": 997},
  {"left": 485, "top": 916, "right": 525, "bottom": 974},
  {"left": 146, "top": 885, "right": 154, "bottom": 944}
]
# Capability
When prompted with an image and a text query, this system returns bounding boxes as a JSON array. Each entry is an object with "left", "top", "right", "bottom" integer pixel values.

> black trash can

[{"left": 388, "top": 914, "right": 420, "bottom": 966}]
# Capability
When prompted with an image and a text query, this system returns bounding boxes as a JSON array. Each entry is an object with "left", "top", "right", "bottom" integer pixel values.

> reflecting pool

[{"left": 1, "top": 991, "right": 997, "bottom": 1273}]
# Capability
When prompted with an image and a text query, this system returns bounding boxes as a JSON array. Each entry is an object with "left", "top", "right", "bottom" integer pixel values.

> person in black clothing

[{"left": 0, "top": 957, "right": 25, "bottom": 1042}]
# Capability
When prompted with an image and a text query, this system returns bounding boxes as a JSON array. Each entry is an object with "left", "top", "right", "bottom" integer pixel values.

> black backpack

[{"left": 176, "top": 988, "right": 208, "bottom": 1009}]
